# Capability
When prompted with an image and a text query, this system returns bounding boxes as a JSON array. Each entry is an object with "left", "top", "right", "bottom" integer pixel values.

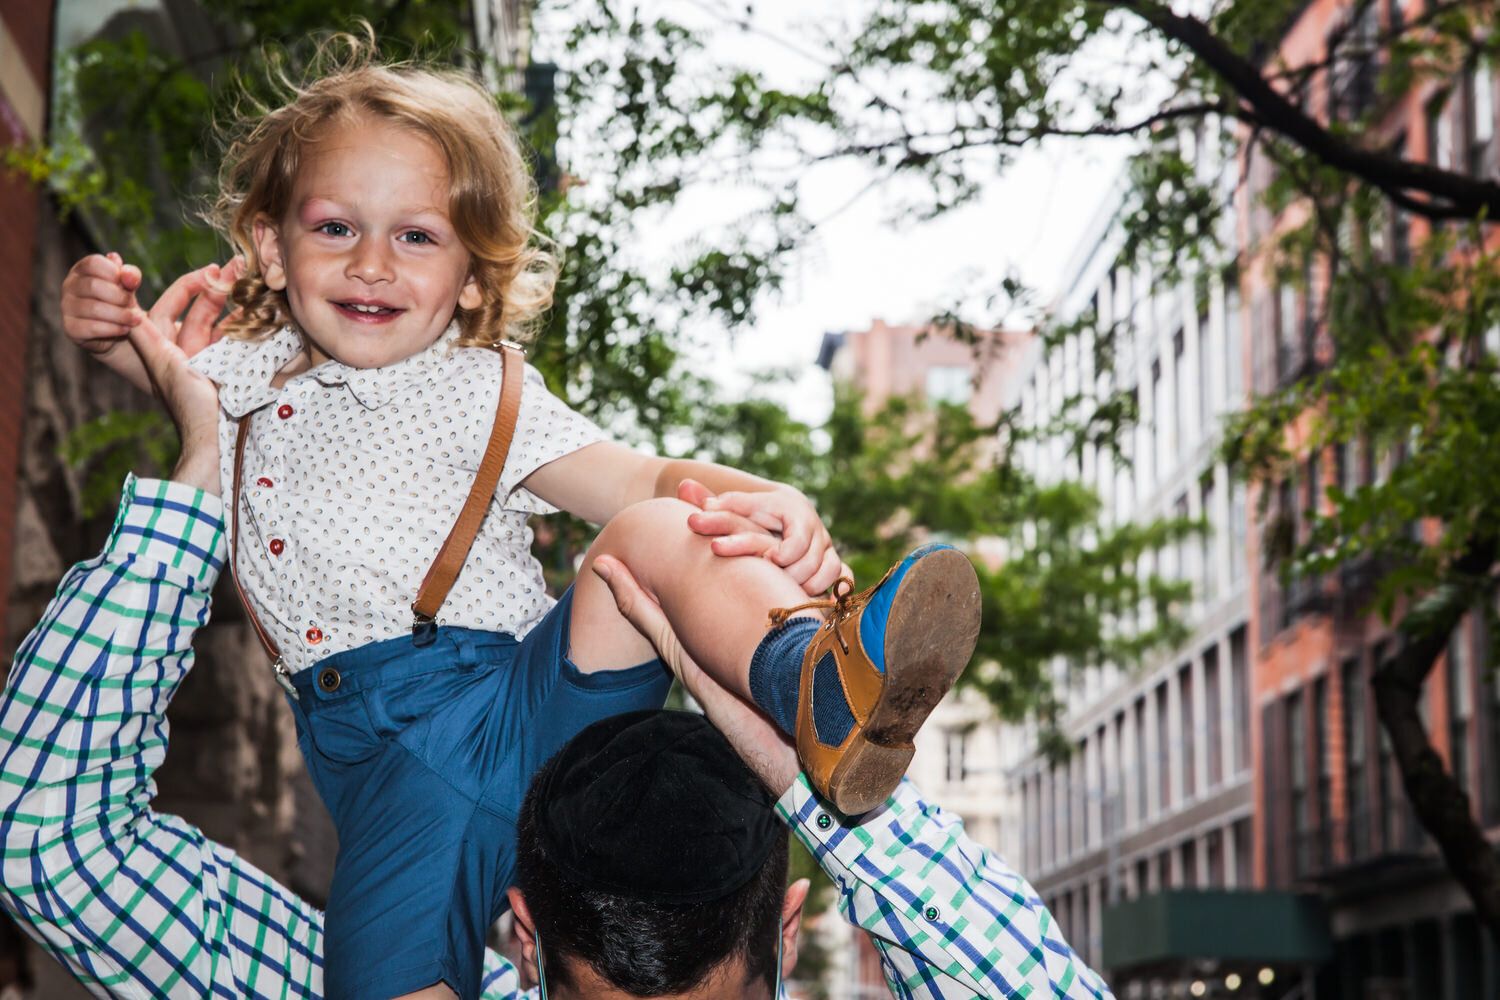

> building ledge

[{"left": 1102, "top": 889, "right": 1331, "bottom": 974}]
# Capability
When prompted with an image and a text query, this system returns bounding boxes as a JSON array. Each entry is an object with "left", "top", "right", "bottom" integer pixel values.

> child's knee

[{"left": 591, "top": 497, "right": 702, "bottom": 561}]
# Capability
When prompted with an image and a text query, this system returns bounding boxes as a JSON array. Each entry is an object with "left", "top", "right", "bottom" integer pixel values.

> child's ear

[
  {"left": 458, "top": 273, "right": 483, "bottom": 311},
  {"left": 252, "top": 214, "right": 288, "bottom": 292}
]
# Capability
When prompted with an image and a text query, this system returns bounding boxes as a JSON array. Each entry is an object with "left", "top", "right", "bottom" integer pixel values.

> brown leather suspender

[{"left": 231, "top": 342, "right": 526, "bottom": 686}]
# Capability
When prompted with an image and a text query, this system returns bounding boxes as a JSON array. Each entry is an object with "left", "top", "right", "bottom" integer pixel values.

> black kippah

[{"left": 531, "top": 709, "right": 780, "bottom": 904}]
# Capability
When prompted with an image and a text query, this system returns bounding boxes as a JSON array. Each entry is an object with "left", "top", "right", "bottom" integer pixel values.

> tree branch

[
  {"left": 1107, "top": 0, "right": 1500, "bottom": 222},
  {"left": 1372, "top": 533, "right": 1500, "bottom": 942}
]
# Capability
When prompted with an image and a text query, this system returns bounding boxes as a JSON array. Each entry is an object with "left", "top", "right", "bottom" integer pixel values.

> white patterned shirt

[{"left": 190, "top": 324, "right": 606, "bottom": 673}]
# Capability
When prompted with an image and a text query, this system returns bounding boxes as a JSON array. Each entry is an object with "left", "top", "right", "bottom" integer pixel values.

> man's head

[{"left": 508, "top": 710, "right": 806, "bottom": 999}]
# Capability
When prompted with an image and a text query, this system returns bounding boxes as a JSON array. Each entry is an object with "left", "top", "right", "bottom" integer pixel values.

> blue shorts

[{"left": 285, "top": 586, "right": 673, "bottom": 1000}]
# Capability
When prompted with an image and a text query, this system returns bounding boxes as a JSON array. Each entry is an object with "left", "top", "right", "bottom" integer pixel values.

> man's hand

[
  {"left": 678, "top": 479, "right": 849, "bottom": 596},
  {"left": 122, "top": 267, "right": 236, "bottom": 495},
  {"left": 592, "top": 554, "right": 800, "bottom": 796},
  {"left": 61, "top": 253, "right": 241, "bottom": 394}
]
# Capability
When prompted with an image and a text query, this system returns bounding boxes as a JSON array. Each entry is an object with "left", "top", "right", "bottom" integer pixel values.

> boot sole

[{"left": 826, "top": 548, "right": 982, "bottom": 814}]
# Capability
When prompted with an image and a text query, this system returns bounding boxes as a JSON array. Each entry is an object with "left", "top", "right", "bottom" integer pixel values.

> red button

[
  {"left": 256, "top": 477, "right": 274, "bottom": 488},
  {"left": 269, "top": 538, "right": 285, "bottom": 555},
  {"left": 277, "top": 404, "right": 294, "bottom": 419},
  {"left": 306, "top": 627, "right": 323, "bottom": 644}
]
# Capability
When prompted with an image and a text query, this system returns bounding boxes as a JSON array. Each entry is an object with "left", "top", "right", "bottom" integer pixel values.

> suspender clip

[
  {"left": 272, "top": 657, "right": 299, "bottom": 700},
  {"left": 412, "top": 611, "right": 440, "bottom": 648}
]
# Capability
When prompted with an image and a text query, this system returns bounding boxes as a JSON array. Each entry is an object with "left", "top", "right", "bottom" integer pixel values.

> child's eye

[
  {"left": 316, "top": 222, "right": 352, "bottom": 237},
  {"left": 399, "top": 231, "right": 433, "bottom": 245}
]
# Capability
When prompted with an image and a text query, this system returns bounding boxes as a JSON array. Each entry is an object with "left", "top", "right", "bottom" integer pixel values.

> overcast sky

[{"left": 544, "top": 0, "right": 1134, "bottom": 422}]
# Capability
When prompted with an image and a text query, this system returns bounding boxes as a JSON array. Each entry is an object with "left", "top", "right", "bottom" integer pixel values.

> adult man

[{"left": 0, "top": 272, "right": 1112, "bottom": 999}]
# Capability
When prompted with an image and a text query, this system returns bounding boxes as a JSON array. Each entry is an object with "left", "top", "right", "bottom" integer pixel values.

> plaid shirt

[{"left": 0, "top": 477, "right": 1111, "bottom": 1000}]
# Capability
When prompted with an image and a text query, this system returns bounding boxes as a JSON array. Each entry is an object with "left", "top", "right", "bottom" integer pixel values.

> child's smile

[{"left": 253, "top": 114, "right": 481, "bottom": 370}]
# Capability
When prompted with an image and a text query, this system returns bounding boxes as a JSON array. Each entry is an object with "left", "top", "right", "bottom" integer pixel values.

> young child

[{"left": 61, "top": 52, "right": 982, "bottom": 1000}]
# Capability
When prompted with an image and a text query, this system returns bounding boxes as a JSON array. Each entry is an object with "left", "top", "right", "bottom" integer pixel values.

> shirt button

[
  {"left": 269, "top": 539, "right": 285, "bottom": 556},
  {"left": 924, "top": 906, "right": 941, "bottom": 922},
  {"left": 277, "top": 404, "right": 295, "bottom": 419},
  {"left": 257, "top": 477, "right": 274, "bottom": 488},
  {"left": 306, "top": 627, "right": 324, "bottom": 644},
  {"left": 816, "top": 813, "right": 833, "bottom": 831}
]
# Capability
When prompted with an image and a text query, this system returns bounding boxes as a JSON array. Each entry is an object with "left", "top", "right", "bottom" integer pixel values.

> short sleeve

[{"left": 499, "top": 363, "right": 609, "bottom": 515}]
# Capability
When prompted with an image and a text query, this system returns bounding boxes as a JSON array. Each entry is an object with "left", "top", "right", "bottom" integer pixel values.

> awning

[{"left": 1101, "top": 890, "right": 1332, "bottom": 973}]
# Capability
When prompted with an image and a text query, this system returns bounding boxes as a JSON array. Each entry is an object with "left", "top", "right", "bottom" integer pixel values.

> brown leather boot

[{"left": 769, "top": 544, "right": 982, "bottom": 815}]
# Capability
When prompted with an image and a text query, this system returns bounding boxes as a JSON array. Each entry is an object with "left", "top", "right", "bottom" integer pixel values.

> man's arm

[
  {"left": 0, "top": 476, "right": 327, "bottom": 998},
  {"left": 777, "top": 777, "right": 1114, "bottom": 1000}
]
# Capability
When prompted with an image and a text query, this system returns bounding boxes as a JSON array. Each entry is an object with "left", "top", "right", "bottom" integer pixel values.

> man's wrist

[{"left": 171, "top": 430, "right": 220, "bottom": 495}]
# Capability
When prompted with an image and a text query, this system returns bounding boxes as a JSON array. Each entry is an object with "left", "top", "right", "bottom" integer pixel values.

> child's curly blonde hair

[{"left": 211, "top": 40, "right": 556, "bottom": 348}]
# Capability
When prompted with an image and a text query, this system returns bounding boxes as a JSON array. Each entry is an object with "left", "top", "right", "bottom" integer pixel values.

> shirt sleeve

[
  {"left": 776, "top": 776, "right": 1114, "bottom": 1000},
  {"left": 0, "top": 475, "right": 534, "bottom": 1000},
  {"left": 499, "top": 362, "right": 608, "bottom": 515}
]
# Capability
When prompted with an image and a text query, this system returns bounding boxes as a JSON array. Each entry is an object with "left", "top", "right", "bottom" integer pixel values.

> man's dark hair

[{"left": 514, "top": 727, "right": 790, "bottom": 996}]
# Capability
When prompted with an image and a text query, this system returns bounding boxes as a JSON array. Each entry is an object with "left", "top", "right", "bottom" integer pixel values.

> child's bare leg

[{"left": 568, "top": 497, "right": 810, "bottom": 701}]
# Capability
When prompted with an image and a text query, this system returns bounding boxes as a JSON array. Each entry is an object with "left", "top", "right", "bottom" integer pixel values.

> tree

[{"left": 565, "top": 0, "right": 1500, "bottom": 945}]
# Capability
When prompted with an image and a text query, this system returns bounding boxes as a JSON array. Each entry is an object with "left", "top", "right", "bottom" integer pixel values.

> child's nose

[{"left": 347, "top": 239, "right": 395, "bottom": 283}]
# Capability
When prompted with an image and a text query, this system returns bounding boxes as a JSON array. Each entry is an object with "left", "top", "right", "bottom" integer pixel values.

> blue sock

[{"left": 748, "top": 618, "right": 855, "bottom": 745}]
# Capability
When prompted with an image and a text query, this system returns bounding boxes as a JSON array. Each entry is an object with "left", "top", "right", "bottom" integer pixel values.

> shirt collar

[{"left": 190, "top": 323, "right": 463, "bottom": 415}]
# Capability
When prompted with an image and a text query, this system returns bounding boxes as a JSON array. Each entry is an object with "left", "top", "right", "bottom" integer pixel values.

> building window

[
  {"left": 1173, "top": 326, "right": 1189, "bottom": 453},
  {"left": 1466, "top": 59, "right": 1496, "bottom": 177},
  {"left": 1134, "top": 696, "right": 1148, "bottom": 822},
  {"left": 1229, "top": 474, "right": 1248, "bottom": 586},
  {"left": 1198, "top": 303, "right": 1214, "bottom": 429},
  {"left": 1206, "top": 828, "right": 1226, "bottom": 887},
  {"left": 1157, "top": 849, "right": 1172, "bottom": 891},
  {"left": 1201, "top": 478, "right": 1218, "bottom": 603},
  {"left": 1181, "top": 838, "right": 1198, "bottom": 888},
  {"left": 1076, "top": 739, "right": 1088, "bottom": 853},
  {"left": 1429, "top": 91, "right": 1456, "bottom": 171},
  {"left": 944, "top": 727, "right": 969, "bottom": 784},
  {"left": 1151, "top": 358, "right": 1166, "bottom": 481},
  {"left": 1180, "top": 663, "right": 1197, "bottom": 801},
  {"left": 1313, "top": 676, "right": 1332, "bottom": 871},
  {"left": 1095, "top": 724, "right": 1108, "bottom": 845},
  {"left": 1343, "top": 655, "right": 1371, "bottom": 860},
  {"left": 1288, "top": 690, "right": 1310, "bottom": 879},
  {"left": 925, "top": 365, "right": 972, "bottom": 408},
  {"left": 1231, "top": 626, "right": 1250, "bottom": 771},
  {"left": 1233, "top": 817, "right": 1254, "bottom": 888},
  {"left": 1224, "top": 282, "right": 1244, "bottom": 407},
  {"left": 1205, "top": 645, "right": 1223, "bottom": 787},
  {"left": 1157, "top": 681, "right": 1172, "bottom": 812}
]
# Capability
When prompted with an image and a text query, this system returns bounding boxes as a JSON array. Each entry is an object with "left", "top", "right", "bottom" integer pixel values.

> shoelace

[{"left": 766, "top": 565, "right": 898, "bottom": 654}]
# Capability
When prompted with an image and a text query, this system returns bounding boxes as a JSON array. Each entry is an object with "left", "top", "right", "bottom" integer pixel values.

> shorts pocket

[{"left": 302, "top": 693, "right": 382, "bottom": 765}]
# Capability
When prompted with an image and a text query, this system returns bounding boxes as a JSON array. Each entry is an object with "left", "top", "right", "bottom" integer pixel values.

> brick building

[
  {"left": 1004, "top": 2, "right": 1500, "bottom": 999},
  {"left": 1244, "top": 1, "right": 1500, "bottom": 997}
]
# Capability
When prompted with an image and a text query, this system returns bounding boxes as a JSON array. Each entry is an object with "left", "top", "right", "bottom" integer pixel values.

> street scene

[{"left": 0, "top": 1, "right": 1498, "bottom": 999}]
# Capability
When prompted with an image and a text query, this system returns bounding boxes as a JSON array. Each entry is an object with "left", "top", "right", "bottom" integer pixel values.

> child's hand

[
  {"left": 679, "top": 479, "right": 850, "bottom": 596},
  {"left": 61, "top": 254, "right": 243, "bottom": 394}
]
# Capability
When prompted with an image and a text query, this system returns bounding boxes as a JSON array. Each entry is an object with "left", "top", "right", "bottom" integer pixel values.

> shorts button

[
  {"left": 256, "top": 477, "right": 274, "bottom": 488},
  {"left": 318, "top": 666, "right": 340, "bottom": 692},
  {"left": 306, "top": 627, "right": 324, "bottom": 644},
  {"left": 269, "top": 538, "right": 285, "bottom": 555},
  {"left": 277, "top": 404, "right": 295, "bottom": 419}
]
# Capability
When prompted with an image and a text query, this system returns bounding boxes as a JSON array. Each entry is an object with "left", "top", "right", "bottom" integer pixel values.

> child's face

[{"left": 253, "top": 114, "right": 482, "bottom": 370}]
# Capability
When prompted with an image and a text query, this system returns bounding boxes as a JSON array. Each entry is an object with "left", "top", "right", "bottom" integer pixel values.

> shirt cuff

[
  {"left": 775, "top": 773, "right": 887, "bottom": 866},
  {"left": 105, "top": 474, "right": 228, "bottom": 588}
]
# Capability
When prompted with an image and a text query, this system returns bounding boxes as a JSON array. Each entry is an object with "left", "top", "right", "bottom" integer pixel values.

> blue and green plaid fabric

[
  {"left": 0, "top": 476, "right": 1109, "bottom": 1000},
  {"left": 779, "top": 781, "right": 1114, "bottom": 999}
]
